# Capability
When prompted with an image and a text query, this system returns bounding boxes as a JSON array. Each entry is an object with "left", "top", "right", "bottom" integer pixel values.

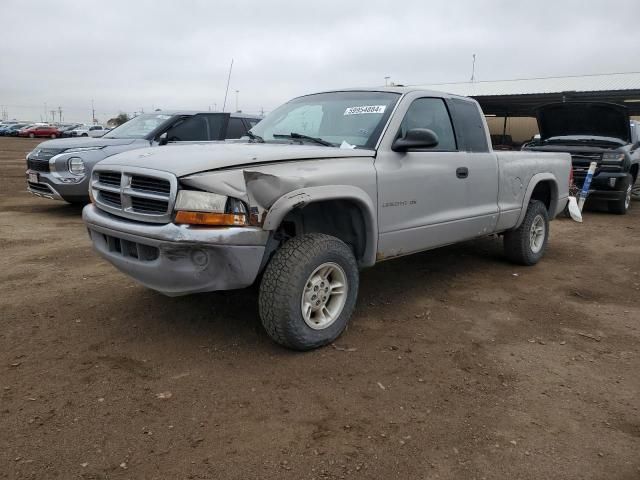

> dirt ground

[{"left": 1, "top": 136, "right": 639, "bottom": 480}]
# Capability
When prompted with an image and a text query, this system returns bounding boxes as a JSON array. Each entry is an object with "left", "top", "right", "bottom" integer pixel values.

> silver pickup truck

[{"left": 83, "top": 88, "right": 571, "bottom": 350}]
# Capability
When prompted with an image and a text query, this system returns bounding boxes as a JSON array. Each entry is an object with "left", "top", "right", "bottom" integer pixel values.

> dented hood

[
  {"left": 98, "top": 142, "right": 375, "bottom": 177},
  {"left": 537, "top": 102, "right": 631, "bottom": 143}
]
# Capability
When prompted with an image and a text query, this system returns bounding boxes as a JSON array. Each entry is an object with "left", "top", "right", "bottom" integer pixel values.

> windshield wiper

[
  {"left": 273, "top": 132, "right": 333, "bottom": 147},
  {"left": 245, "top": 131, "right": 264, "bottom": 143}
]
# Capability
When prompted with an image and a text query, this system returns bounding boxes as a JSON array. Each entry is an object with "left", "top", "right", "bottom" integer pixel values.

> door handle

[{"left": 456, "top": 167, "right": 469, "bottom": 179}]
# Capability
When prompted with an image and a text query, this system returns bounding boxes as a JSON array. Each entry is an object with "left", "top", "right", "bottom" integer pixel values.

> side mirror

[
  {"left": 392, "top": 128, "right": 439, "bottom": 152},
  {"left": 158, "top": 132, "right": 169, "bottom": 146}
]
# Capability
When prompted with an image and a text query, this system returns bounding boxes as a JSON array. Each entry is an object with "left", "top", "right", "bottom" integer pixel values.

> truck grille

[
  {"left": 131, "top": 176, "right": 171, "bottom": 195},
  {"left": 98, "top": 171, "right": 122, "bottom": 187},
  {"left": 130, "top": 196, "right": 169, "bottom": 214},
  {"left": 91, "top": 166, "right": 178, "bottom": 223},
  {"left": 26, "top": 159, "right": 50, "bottom": 172},
  {"left": 98, "top": 190, "right": 122, "bottom": 208},
  {"left": 570, "top": 153, "right": 602, "bottom": 188}
]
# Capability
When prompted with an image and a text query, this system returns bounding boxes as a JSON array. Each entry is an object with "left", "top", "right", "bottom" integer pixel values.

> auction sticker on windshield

[{"left": 344, "top": 105, "right": 387, "bottom": 115}]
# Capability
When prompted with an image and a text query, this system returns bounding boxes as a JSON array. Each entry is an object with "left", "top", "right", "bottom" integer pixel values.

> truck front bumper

[
  {"left": 82, "top": 204, "right": 269, "bottom": 296},
  {"left": 581, "top": 172, "right": 631, "bottom": 201}
]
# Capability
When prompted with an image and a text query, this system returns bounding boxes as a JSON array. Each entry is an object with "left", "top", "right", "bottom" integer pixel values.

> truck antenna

[
  {"left": 470, "top": 54, "right": 477, "bottom": 82},
  {"left": 222, "top": 59, "right": 234, "bottom": 113}
]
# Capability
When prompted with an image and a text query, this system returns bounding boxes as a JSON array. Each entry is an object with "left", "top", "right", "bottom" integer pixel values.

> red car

[{"left": 18, "top": 125, "right": 61, "bottom": 139}]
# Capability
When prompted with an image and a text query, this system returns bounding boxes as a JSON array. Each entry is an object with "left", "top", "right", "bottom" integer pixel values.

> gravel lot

[{"left": 1, "top": 136, "right": 639, "bottom": 480}]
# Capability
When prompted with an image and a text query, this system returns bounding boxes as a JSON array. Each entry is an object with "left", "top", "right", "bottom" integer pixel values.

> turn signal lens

[{"left": 174, "top": 211, "right": 247, "bottom": 226}]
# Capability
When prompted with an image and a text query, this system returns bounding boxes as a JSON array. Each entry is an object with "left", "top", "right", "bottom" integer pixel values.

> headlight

[
  {"left": 64, "top": 146, "right": 103, "bottom": 153},
  {"left": 601, "top": 152, "right": 625, "bottom": 163},
  {"left": 174, "top": 190, "right": 247, "bottom": 226},
  {"left": 68, "top": 157, "right": 85, "bottom": 175}
]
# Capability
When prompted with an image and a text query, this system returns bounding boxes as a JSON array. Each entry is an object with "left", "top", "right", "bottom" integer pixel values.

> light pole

[
  {"left": 384, "top": 76, "right": 390, "bottom": 86},
  {"left": 235, "top": 90, "right": 239, "bottom": 112}
]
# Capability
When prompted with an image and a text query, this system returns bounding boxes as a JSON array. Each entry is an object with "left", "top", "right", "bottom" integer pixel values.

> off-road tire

[
  {"left": 607, "top": 174, "right": 633, "bottom": 215},
  {"left": 259, "top": 233, "right": 359, "bottom": 350},
  {"left": 504, "top": 200, "right": 549, "bottom": 266}
]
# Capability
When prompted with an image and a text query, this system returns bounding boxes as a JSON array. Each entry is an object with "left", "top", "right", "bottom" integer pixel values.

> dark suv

[
  {"left": 523, "top": 102, "right": 639, "bottom": 214},
  {"left": 26, "top": 112, "right": 261, "bottom": 203}
]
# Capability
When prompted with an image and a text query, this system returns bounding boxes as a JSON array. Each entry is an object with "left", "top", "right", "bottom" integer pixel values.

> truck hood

[
  {"left": 34, "top": 137, "right": 140, "bottom": 149},
  {"left": 537, "top": 102, "right": 631, "bottom": 143},
  {"left": 98, "top": 142, "right": 375, "bottom": 177}
]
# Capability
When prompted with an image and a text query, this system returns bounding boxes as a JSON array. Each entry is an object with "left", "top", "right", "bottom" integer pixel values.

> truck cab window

[
  {"left": 449, "top": 99, "right": 490, "bottom": 152},
  {"left": 226, "top": 118, "right": 247, "bottom": 139},
  {"left": 399, "top": 98, "right": 457, "bottom": 151}
]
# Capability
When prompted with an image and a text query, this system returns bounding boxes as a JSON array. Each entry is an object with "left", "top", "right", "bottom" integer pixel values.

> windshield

[
  {"left": 103, "top": 113, "right": 174, "bottom": 139},
  {"left": 250, "top": 91, "right": 400, "bottom": 148}
]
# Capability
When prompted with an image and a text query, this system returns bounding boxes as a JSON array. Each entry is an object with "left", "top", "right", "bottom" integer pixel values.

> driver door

[{"left": 376, "top": 97, "right": 476, "bottom": 258}]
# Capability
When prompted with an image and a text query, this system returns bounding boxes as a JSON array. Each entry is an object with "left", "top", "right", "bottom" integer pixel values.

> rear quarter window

[{"left": 448, "top": 99, "right": 490, "bottom": 153}]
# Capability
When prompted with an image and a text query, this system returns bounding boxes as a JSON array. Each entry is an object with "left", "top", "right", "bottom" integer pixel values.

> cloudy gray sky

[{"left": 2, "top": 0, "right": 639, "bottom": 123}]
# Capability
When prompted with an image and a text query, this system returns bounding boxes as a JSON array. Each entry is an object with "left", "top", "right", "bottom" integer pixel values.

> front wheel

[
  {"left": 50, "top": 133, "right": 57, "bottom": 139},
  {"left": 29, "top": 133, "right": 35, "bottom": 138},
  {"left": 504, "top": 200, "right": 549, "bottom": 266},
  {"left": 259, "top": 233, "right": 359, "bottom": 350},
  {"left": 607, "top": 174, "right": 633, "bottom": 215}
]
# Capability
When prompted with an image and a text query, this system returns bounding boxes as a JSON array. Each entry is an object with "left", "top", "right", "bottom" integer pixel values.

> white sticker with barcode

[{"left": 344, "top": 105, "right": 386, "bottom": 116}]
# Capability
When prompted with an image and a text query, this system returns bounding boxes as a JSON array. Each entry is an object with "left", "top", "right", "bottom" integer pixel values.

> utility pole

[
  {"left": 260, "top": 106, "right": 265, "bottom": 117},
  {"left": 235, "top": 90, "right": 239, "bottom": 112},
  {"left": 470, "top": 53, "right": 477, "bottom": 82},
  {"left": 91, "top": 99, "right": 96, "bottom": 124},
  {"left": 50, "top": 110, "right": 57, "bottom": 123},
  {"left": 58, "top": 106, "right": 63, "bottom": 123}
]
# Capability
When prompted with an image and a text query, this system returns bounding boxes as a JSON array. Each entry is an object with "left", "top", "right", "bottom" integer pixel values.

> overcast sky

[{"left": 1, "top": 0, "right": 639, "bottom": 123}]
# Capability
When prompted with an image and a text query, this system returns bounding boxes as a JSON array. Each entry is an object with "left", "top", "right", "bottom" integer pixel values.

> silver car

[{"left": 26, "top": 112, "right": 261, "bottom": 203}]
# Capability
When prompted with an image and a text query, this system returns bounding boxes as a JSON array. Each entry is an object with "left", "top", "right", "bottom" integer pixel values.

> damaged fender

[{"left": 262, "top": 185, "right": 378, "bottom": 267}]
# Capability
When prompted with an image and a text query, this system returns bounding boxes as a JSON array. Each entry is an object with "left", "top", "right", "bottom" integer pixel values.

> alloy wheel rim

[
  {"left": 624, "top": 184, "right": 632, "bottom": 210},
  {"left": 301, "top": 262, "right": 348, "bottom": 330},
  {"left": 529, "top": 215, "right": 545, "bottom": 253}
]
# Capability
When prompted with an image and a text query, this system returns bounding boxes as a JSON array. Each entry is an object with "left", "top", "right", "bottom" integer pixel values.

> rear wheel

[
  {"left": 259, "top": 233, "right": 359, "bottom": 350},
  {"left": 50, "top": 133, "right": 56, "bottom": 139},
  {"left": 29, "top": 133, "right": 35, "bottom": 138},
  {"left": 504, "top": 200, "right": 549, "bottom": 266},
  {"left": 81, "top": 133, "right": 88, "bottom": 137},
  {"left": 607, "top": 174, "right": 633, "bottom": 215}
]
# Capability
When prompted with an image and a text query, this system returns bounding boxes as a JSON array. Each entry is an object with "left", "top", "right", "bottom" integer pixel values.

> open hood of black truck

[{"left": 537, "top": 102, "right": 631, "bottom": 144}]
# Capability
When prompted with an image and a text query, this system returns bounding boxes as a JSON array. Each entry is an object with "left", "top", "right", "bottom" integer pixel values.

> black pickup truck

[{"left": 523, "top": 102, "right": 639, "bottom": 214}]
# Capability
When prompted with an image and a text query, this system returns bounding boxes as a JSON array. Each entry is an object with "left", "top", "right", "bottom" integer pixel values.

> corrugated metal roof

[{"left": 414, "top": 72, "right": 640, "bottom": 97}]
